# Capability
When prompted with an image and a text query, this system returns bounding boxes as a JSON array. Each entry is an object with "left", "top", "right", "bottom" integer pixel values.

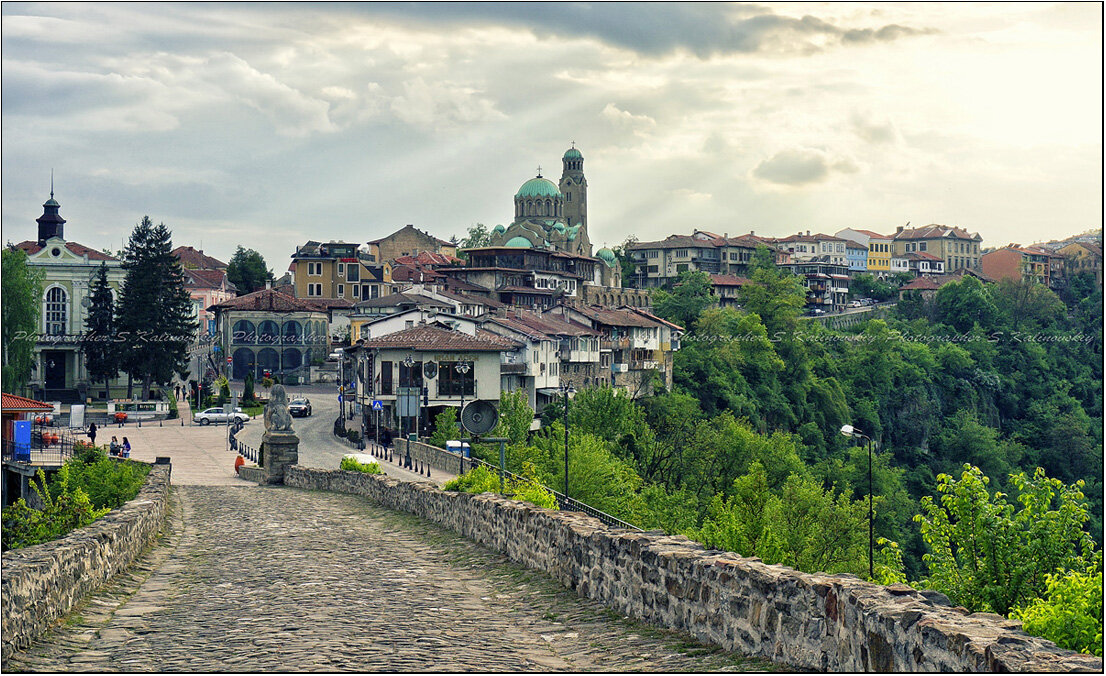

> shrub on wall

[
  {"left": 339, "top": 456, "right": 381, "bottom": 474},
  {"left": 1013, "top": 563, "right": 1104, "bottom": 656},
  {"left": 61, "top": 446, "right": 151, "bottom": 510},
  {"left": 444, "top": 462, "right": 558, "bottom": 510},
  {"left": 1, "top": 467, "right": 108, "bottom": 551}
]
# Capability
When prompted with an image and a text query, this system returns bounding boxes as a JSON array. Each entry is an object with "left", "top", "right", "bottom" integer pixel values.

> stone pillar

[{"left": 260, "top": 430, "right": 298, "bottom": 484}]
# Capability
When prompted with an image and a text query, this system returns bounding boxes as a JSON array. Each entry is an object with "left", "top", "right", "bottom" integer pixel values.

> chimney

[
  {"left": 265, "top": 279, "right": 272, "bottom": 290},
  {"left": 806, "top": 230, "right": 811, "bottom": 237},
  {"left": 896, "top": 226, "right": 904, "bottom": 234},
  {"left": 749, "top": 230, "right": 755, "bottom": 236}
]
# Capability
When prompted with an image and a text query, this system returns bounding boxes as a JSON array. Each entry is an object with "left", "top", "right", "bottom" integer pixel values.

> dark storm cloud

[{"left": 355, "top": 2, "right": 936, "bottom": 57}]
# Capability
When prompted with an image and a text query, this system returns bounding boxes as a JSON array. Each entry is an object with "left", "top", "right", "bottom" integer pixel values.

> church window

[
  {"left": 44, "top": 286, "right": 67, "bottom": 335},
  {"left": 566, "top": 192, "right": 572, "bottom": 202}
]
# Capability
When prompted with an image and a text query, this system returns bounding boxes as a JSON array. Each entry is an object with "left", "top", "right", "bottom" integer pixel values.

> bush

[
  {"left": 242, "top": 371, "right": 255, "bottom": 403},
  {"left": 1, "top": 467, "right": 108, "bottom": 551},
  {"left": 346, "top": 429, "right": 361, "bottom": 443},
  {"left": 61, "top": 446, "right": 150, "bottom": 510},
  {"left": 429, "top": 408, "right": 458, "bottom": 448},
  {"left": 1012, "top": 563, "right": 1104, "bottom": 656},
  {"left": 444, "top": 462, "right": 559, "bottom": 511},
  {"left": 339, "top": 456, "right": 381, "bottom": 474},
  {"left": 167, "top": 393, "right": 178, "bottom": 420}
]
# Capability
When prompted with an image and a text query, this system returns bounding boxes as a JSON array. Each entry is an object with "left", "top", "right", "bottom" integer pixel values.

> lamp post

[
  {"left": 402, "top": 355, "right": 415, "bottom": 467},
  {"left": 561, "top": 381, "right": 575, "bottom": 497},
  {"left": 840, "top": 423, "right": 874, "bottom": 580},
  {"left": 455, "top": 360, "right": 471, "bottom": 420}
]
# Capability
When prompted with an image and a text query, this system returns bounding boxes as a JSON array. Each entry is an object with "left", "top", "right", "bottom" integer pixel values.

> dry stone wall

[
  {"left": 395, "top": 438, "right": 473, "bottom": 475},
  {"left": 286, "top": 465, "right": 1102, "bottom": 673},
  {"left": 1, "top": 464, "right": 171, "bottom": 664}
]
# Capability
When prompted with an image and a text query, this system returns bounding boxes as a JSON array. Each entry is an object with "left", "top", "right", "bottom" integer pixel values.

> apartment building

[
  {"left": 779, "top": 260, "right": 851, "bottom": 311},
  {"left": 1058, "top": 241, "right": 1102, "bottom": 286},
  {"left": 775, "top": 232, "right": 849, "bottom": 267},
  {"left": 892, "top": 224, "right": 983, "bottom": 272},
  {"left": 291, "top": 240, "right": 391, "bottom": 302},
  {"left": 836, "top": 229, "right": 893, "bottom": 276},
  {"left": 626, "top": 230, "right": 761, "bottom": 288},
  {"left": 981, "top": 245, "right": 1060, "bottom": 287}
]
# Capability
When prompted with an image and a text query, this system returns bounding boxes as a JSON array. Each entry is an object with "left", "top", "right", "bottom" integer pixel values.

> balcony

[
  {"left": 629, "top": 360, "right": 660, "bottom": 370},
  {"left": 601, "top": 337, "right": 631, "bottom": 350},
  {"left": 500, "top": 362, "right": 527, "bottom": 375}
]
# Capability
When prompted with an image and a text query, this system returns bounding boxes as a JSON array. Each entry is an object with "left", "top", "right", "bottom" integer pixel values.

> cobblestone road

[{"left": 8, "top": 485, "right": 774, "bottom": 672}]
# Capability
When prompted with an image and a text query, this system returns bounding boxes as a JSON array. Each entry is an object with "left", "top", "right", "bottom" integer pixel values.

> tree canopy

[
  {"left": 226, "top": 246, "right": 274, "bottom": 294},
  {"left": 1, "top": 248, "right": 42, "bottom": 392}
]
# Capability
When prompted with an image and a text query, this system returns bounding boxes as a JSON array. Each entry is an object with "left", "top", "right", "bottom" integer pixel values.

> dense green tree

[
  {"left": 933, "top": 276, "right": 999, "bottom": 333},
  {"left": 849, "top": 273, "right": 898, "bottom": 301},
  {"left": 735, "top": 246, "right": 806, "bottom": 336},
  {"left": 116, "top": 217, "right": 197, "bottom": 399},
  {"left": 990, "top": 278, "right": 1065, "bottom": 331},
  {"left": 83, "top": 263, "right": 118, "bottom": 400},
  {"left": 493, "top": 389, "right": 533, "bottom": 445},
  {"left": 226, "top": 246, "right": 274, "bottom": 294},
  {"left": 1, "top": 248, "right": 42, "bottom": 392},
  {"left": 611, "top": 236, "right": 640, "bottom": 288},
  {"left": 652, "top": 270, "right": 713, "bottom": 329},
  {"left": 456, "top": 223, "right": 492, "bottom": 260},
  {"left": 914, "top": 465, "right": 1097, "bottom": 615}
]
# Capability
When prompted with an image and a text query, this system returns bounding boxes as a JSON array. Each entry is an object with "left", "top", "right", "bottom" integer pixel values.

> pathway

[{"left": 6, "top": 484, "right": 773, "bottom": 672}]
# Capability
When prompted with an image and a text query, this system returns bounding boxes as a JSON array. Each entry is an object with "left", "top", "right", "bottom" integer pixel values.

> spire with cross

[{"left": 536, "top": 165, "right": 542, "bottom": 177}]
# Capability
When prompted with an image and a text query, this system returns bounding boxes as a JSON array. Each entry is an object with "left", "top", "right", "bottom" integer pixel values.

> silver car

[{"left": 194, "top": 407, "right": 250, "bottom": 425}]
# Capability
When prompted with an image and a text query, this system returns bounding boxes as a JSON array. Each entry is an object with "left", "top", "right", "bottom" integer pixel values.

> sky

[{"left": 2, "top": 2, "right": 1101, "bottom": 272}]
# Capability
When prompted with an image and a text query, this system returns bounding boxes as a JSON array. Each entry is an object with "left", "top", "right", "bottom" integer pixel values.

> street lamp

[
  {"left": 455, "top": 361, "right": 471, "bottom": 422},
  {"left": 561, "top": 381, "right": 576, "bottom": 497},
  {"left": 840, "top": 423, "right": 874, "bottom": 580},
  {"left": 402, "top": 355, "right": 415, "bottom": 467}
]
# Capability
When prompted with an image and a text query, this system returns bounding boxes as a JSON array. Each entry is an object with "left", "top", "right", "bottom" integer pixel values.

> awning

[{"left": 537, "top": 388, "right": 561, "bottom": 396}]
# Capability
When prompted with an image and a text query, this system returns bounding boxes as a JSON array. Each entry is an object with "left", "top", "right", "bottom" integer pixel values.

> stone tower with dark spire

[{"left": 559, "top": 144, "right": 587, "bottom": 231}]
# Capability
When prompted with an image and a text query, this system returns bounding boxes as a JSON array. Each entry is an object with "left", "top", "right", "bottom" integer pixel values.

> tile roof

[
  {"left": 900, "top": 277, "right": 940, "bottom": 291},
  {"left": 172, "top": 246, "right": 227, "bottom": 269},
  {"left": 568, "top": 304, "right": 666, "bottom": 328},
  {"left": 393, "top": 251, "right": 464, "bottom": 267},
  {"left": 359, "top": 324, "right": 518, "bottom": 351},
  {"left": 627, "top": 233, "right": 762, "bottom": 251},
  {"left": 629, "top": 307, "right": 685, "bottom": 332},
  {"left": 183, "top": 268, "right": 237, "bottom": 292},
  {"left": 2, "top": 393, "right": 53, "bottom": 411},
  {"left": 489, "top": 309, "right": 599, "bottom": 340},
  {"left": 894, "top": 224, "right": 982, "bottom": 241},
  {"left": 209, "top": 288, "right": 328, "bottom": 313},
  {"left": 354, "top": 291, "right": 452, "bottom": 309},
  {"left": 366, "top": 225, "right": 453, "bottom": 247},
  {"left": 13, "top": 240, "right": 118, "bottom": 261},
  {"left": 850, "top": 229, "right": 891, "bottom": 239},
  {"left": 709, "top": 273, "right": 751, "bottom": 286},
  {"left": 904, "top": 252, "right": 942, "bottom": 261}
]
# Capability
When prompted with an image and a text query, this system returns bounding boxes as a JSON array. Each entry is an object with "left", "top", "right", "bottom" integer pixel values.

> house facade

[
  {"left": 626, "top": 230, "right": 760, "bottom": 288},
  {"left": 893, "top": 224, "right": 983, "bottom": 272},
  {"left": 12, "top": 193, "right": 128, "bottom": 402},
  {"left": 981, "top": 245, "right": 1059, "bottom": 287},
  {"left": 365, "top": 224, "right": 458, "bottom": 264},
  {"left": 209, "top": 288, "right": 330, "bottom": 383},
  {"left": 291, "top": 240, "right": 391, "bottom": 302}
]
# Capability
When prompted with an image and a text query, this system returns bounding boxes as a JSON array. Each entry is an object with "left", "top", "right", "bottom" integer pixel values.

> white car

[
  {"left": 848, "top": 300, "right": 863, "bottom": 308},
  {"left": 194, "top": 407, "right": 250, "bottom": 425}
]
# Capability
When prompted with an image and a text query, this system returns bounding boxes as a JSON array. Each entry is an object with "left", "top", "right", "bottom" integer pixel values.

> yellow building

[
  {"left": 836, "top": 228, "right": 893, "bottom": 276},
  {"left": 291, "top": 240, "right": 391, "bottom": 302}
]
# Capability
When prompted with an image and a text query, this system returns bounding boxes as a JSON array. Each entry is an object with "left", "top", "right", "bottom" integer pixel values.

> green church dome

[
  {"left": 552, "top": 222, "right": 567, "bottom": 233},
  {"left": 564, "top": 147, "right": 583, "bottom": 160},
  {"left": 505, "top": 236, "right": 533, "bottom": 248},
  {"left": 492, "top": 224, "right": 506, "bottom": 235},
  {"left": 515, "top": 176, "right": 561, "bottom": 199},
  {"left": 596, "top": 247, "right": 617, "bottom": 266}
]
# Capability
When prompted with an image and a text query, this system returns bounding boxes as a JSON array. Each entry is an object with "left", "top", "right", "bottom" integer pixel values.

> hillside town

[{"left": 7, "top": 144, "right": 1103, "bottom": 440}]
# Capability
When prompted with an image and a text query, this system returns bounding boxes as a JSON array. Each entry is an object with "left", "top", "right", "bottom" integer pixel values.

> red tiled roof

[
  {"left": 709, "top": 274, "right": 751, "bottom": 287},
  {"left": 904, "top": 252, "right": 942, "bottom": 261},
  {"left": 568, "top": 304, "right": 667, "bottom": 329},
  {"left": 2, "top": 393, "right": 53, "bottom": 412},
  {"left": 629, "top": 307, "right": 684, "bottom": 332},
  {"left": 172, "top": 246, "right": 227, "bottom": 269},
  {"left": 209, "top": 288, "right": 328, "bottom": 313},
  {"left": 900, "top": 277, "right": 940, "bottom": 291},
  {"left": 359, "top": 324, "right": 518, "bottom": 351},
  {"left": 394, "top": 251, "right": 464, "bottom": 267},
  {"left": 13, "top": 240, "right": 117, "bottom": 261},
  {"left": 183, "top": 268, "right": 236, "bottom": 292},
  {"left": 850, "top": 229, "right": 891, "bottom": 239},
  {"left": 628, "top": 233, "right": 762, "bottom": 251}
]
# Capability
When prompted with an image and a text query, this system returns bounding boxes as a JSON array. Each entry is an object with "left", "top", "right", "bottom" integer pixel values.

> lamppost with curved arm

[
  {"left": 455, "top": 361, "right": 471, "bottom": 419},
  {"left": 841, "top": 423, "right": 874, "bottom": 580},
  {"left": 401, "top": 355, "right": 415, "bottom": 466}
]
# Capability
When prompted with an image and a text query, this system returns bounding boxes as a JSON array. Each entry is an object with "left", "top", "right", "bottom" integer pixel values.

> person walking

[
  {"left": 88, "top": 422, "right": 98, "bottom": 446},
  {"left": 121, "top": 437, "right": 131, "bottom": 458}
]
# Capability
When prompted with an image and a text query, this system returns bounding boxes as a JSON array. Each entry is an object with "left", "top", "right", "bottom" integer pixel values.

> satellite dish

[{"left": 460, "top": 400, "right": 497, "bottom": 435}]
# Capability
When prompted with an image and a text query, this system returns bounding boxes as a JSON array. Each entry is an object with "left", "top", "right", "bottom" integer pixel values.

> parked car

[
  {"left": 848, "top": 300, "right": 863, "bottom": 308},
  {"left": 807, "top": 308, "right": 826, "bottom": 316},
  {"left": 194, "top": 407, "right": 250, "bottom": 425},
  {"left": 288, "top": 398, "right": 312, "bottom": 417},
  {"left": 326, "top": 350, "right": 346, "bottom": 362}
]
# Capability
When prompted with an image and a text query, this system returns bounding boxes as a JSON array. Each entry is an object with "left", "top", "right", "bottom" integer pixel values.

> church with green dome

[{"left": 489, "top": 144, "right": 593, "bottom": 258}]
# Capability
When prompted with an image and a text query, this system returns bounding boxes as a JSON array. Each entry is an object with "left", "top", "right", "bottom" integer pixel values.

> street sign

[
  {"left": 227, "top": 357, "right": 232, "bottom": 364},
  {"left": 371, "top": 400, "right": 383, "bottom": 411}
]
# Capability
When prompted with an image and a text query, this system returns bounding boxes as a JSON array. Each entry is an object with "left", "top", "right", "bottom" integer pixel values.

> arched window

[
  {"left": 545, "top": 199, "right": 552, "bottom": 216},
  {"left": 44, "top": 287, "right": 67, "bottom": 335},
  {"left": 282, "top": 320, "right": 302, "bottom": 344},
  {"left": 257, "top": 348, "right": 280, "bottom": 377},
  {"left": 232, "top": 348, "right": 254, "bottom": 380},
  {"left": 282, "top": 348, "right": 303, "bottom": 371},
  {"left": 258, "top": 320, "right": 279, "bottom": 345},
  {"left": 233, "top": 320, "right": 256, "bottom": 344}
]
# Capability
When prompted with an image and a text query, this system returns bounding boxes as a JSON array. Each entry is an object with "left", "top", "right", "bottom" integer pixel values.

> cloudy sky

[{"left": 2, "top": 2, "right": 1101, "bottom": 271}]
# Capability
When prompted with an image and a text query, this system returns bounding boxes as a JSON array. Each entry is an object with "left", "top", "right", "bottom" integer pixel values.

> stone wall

[
  {"left": 285, "top": 465, "right": 1102, "bottom": 673},
  {"left": 395, "top": 438, "right": 474, "bottom": 476},
  {"left": 1, "top": 464, "right": 171, "bottom": 665}
]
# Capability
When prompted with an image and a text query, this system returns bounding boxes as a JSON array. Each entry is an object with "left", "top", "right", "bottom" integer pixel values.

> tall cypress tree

[
  {"left": 83, "top": 262, "right": 118, "bottom": 400},
  {"left": 116, "top": 217, "right": 197, "bottom": 400}
]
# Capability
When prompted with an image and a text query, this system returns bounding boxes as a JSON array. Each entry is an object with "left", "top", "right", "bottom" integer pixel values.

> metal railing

[{"left": 2, "top": 425, "right": 81, "bottom": 466}]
